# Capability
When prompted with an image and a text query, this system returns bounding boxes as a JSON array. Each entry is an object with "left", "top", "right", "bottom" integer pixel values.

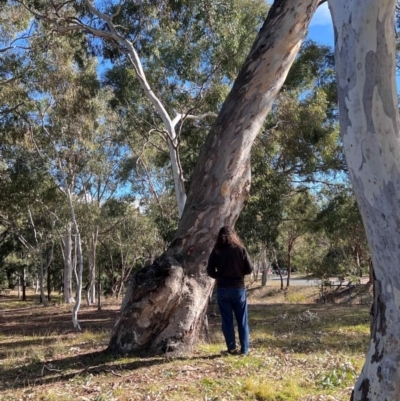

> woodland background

[{"left": 0, "top": 0, "right": 375, "bottom": 307}]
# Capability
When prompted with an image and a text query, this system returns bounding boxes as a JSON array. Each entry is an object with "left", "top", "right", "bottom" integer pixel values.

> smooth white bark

[
  {"left": 329, "top": 0, "right": 400, "bottom": 399},
  {"left": 61, "top": 223, "right": 75, "bottom": 304},
  {"left": 54, "top": 0, "right": 188, "bottom": 216},
  {"left": 66, "top": 188, "right": 83, "bottom": 331}
]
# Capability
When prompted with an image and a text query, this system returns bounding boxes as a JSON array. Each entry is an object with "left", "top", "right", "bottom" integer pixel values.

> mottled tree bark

[
  {"left": 328, "top": 0, "right": 400, "bottom": 400},
  {"left": 108, "top": 0, "right": 320, "bottom": 356}
]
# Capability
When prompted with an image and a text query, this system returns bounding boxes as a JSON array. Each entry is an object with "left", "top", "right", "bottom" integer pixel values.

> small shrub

[{"left": 318, "top": 361, "right": 357, "bottom": 389}]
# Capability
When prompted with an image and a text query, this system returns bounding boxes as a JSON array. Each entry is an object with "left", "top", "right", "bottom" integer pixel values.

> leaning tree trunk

[
  {"left": 108, "top": 0, "right": 320, "bottom": 356},
  {"left": 329, "top": 0, "right": 400, "bottom": 400}
]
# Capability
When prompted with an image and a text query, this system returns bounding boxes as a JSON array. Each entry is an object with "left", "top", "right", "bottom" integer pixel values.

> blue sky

[
  {"left": 307, "top": 3, "right": 334, "bottom": 47},
  {"left": 306, "top": 3, "right": 400, "bottom": 89}
]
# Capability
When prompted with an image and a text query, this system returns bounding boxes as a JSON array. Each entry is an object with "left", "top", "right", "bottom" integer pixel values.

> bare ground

[{"left": 0, "top": 284, "right": 373, "bottom": 401}]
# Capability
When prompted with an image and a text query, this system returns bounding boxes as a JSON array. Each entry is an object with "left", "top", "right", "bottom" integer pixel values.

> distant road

[
  {"left": 269, "top": 276, "right": 320, "bottom": 286},
  {"left": 268, "top": 275, "right": 369, "bottom": 286}
]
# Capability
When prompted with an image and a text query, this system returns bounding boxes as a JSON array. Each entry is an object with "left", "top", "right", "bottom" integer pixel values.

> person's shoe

[{"left": 221, "top": 348, "right": 239, "bottom": 356}]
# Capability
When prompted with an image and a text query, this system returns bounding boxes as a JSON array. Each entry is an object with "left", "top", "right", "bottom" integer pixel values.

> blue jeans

[{"left": 217, "top": 288, "right": 249, "bottom": 354}]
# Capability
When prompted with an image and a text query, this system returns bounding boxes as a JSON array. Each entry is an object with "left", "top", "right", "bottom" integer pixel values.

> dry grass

[{"left": 0, "top": 283, "right": 372, "bottom": 401}]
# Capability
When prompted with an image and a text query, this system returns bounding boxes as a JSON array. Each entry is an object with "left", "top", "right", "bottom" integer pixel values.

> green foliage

[
  {"left": 103, "top": 0, "right": 268, "bottom": 197},
  {"left": 318, "top": 362, "right": 357, "bottom": 389},
  {"left": 238, "top": 39, "right": 348, "bottom": 278},
  {"left": 0, "top": 2, "right": 369, "bottom": 297},
  {"left": 146, "top": 194, "right": 179, "bottom": 245},
  {"left": 312, "top": 185, "right": 370, "bottom": 279}
]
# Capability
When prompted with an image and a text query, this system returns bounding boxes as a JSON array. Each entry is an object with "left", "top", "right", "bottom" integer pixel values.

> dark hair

[{"left": 213, "top": 226, "right": 243, "bottom": 251}]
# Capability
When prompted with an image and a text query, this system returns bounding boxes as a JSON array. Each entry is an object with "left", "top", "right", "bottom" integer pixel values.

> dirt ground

[
  {"left": 0, "top": 284, "right": 373, "bottom": 401},
  {"left": 0, "top": 298, "right": 119, "bottom": 336}
]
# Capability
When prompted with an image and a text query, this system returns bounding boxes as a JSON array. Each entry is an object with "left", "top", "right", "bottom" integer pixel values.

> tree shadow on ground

[
  {"left": 0, "top": 292, "right": 371, "bottom": 393},
  {"left": 0, "top": 307, "right": 119, "bottom": 336},
  {"left": 0, "top": 349, "right": 224, "bottom": 391},
  {"left": 0, "top": 338, "right": 62, "bottom": 360}
]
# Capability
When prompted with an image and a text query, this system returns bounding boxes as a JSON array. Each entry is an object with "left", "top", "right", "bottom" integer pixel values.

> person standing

[{"left": 207, "top": 226, "right": 253, "bottom": 355}]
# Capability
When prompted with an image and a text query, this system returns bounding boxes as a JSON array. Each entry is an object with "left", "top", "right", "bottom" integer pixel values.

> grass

[{"left": 0, "top": 283, "right": 372, "bottom": 401}]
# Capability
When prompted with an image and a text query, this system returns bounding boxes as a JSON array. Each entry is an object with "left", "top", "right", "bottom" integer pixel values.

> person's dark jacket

[{"left": 207, "top": 244, "right": 253, "bottom": 289}]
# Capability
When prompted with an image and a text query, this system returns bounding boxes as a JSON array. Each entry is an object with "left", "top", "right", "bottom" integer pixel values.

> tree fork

[{"left": 108, "top": 0, "right": 320, "bottom": 356}]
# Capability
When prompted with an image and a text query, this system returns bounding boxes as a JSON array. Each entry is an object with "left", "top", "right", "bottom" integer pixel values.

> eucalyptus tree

[
  {"left": 0, "top": 1, "right": 31, "bottom": 124},
  {"left": 237, "top": 40, "right": 342, "bottom": 287},
  {"left": 327, "top": 0, "right": 400, "bottom": 399},
  {"left": 1, "top": 16, "right": 124, "bottom": 325},
  {"left": 104, "top": 0, "right": 320, "bottom": 355},
  {"left": 314, "top": 185, "right": 370, "bottom": 280},
  {"left": 98, "top": 200, "right": 164, "bottom": 299},
  {"left": 71, "top": 92, "right": 125, "bottom": 306},
  {"left": 0, "top": 149, "right": 60, "bottom": 303},
  {"left": 17, "top": 0, "right": 268, "bottom": 217},
  {"left": 29, "top": 38, "right": 125, "bottom": 324},
  {"left": 277, "top": 191, "right": 319, "bottom": 287},
  {"left": 0, "top": 8, "right": 59, "bottom": 277}
]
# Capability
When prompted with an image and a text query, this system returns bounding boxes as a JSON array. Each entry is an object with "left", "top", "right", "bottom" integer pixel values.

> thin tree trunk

[
  {"left": 65, "top": 188, "right": 83, "bottom": 331},
  {"left": 22, "top": 268, "right": 26, "bottom": 301},
  {"left": 116, "top": 282, "right": 124, "bottom": 300},
  {"left": 286, "top": 251, "right": 291, "bottom": 288},
  {"left": 108, "top": 0, "right": 320, "bottom": 356},
  {"left": 261, "top": 248, "right": 268, "bottom": 287},
  {"left": 273, "top": 247, "right": 284, "bottom": 291},
  {"left": 72, "top": 231, "right": 83, "bottom": 331},
  {"left": 47, "top": 263, "right": 51, "bottom": 301},
  {"left": 86, "top": 226, "right": 98, "bottom": 305},
  {"left": 328, "top": 0, "right": 400, "bottom": 399},
  {"left": 38, "top": 258, "right": 47, "bottom": 305},
  {"left": 97, "top": 250, "right": 102, "bottom": 311},
  {"left": 62, "top": 223, "right": 75, "bottom": 304},
  {"left": 46, "top": 242, "right": 55, "bottom": 302},
  {"left": 354, "top": 245, "right": 362, "bottom": 278},
  {"left": 116, "top": 236, "right": 126, "bottom": 300}
]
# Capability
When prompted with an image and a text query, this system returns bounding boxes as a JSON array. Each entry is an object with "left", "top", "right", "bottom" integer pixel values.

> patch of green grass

[
  {"left": 285, "top": 288, "right": 308, "bottom": 303},
  {"left": 243, "top": 378, "right": 303, "bottom": 401}
]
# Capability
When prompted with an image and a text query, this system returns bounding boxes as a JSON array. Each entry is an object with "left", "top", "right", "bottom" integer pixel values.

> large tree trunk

[
  {"left": 328, "top": 1, "right": 400, "bottom": 400},
  {"left": 108, "top": 0, "right": 320, "bottom": 356}
]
